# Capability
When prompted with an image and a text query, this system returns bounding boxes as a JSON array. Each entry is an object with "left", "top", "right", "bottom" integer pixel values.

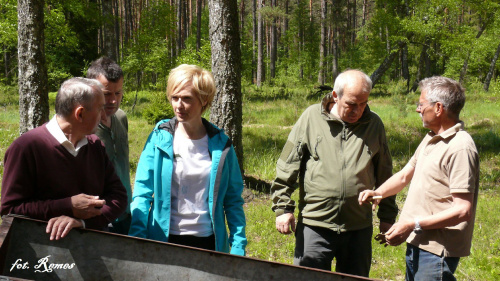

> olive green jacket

[
  {"left": 271, "top": 93, "right": 398, "bottom": 232},
  {"left": 96, "top": 109, "right": 132, "bottom": 221}
]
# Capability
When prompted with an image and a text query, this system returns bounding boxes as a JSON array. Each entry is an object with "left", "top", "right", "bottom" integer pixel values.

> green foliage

[
  {"left": 0, "top": 0, "right": 17, "bottom": 46},
  {"left": 141, "top": 91, "right": 174, "bottom": 124},
  {"left": 0, "top": 0, "right": 17, "bottom": 84},
  {"left": 177, "top": 39, "right": 212, "bottom": 71},
  {"left": 44, "top": 0, "right": 100, "bottom": 90},
  {"left": 176, "top": 7, "right": 212, "bottom": 71},
  {"left": 121, "top": 3, "right": 177, "bottom": 91}
]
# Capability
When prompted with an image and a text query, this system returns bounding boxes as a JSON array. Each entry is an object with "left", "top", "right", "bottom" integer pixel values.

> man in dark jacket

[{"left": 271, "top": 69, "right": 398, "bottom": 277}]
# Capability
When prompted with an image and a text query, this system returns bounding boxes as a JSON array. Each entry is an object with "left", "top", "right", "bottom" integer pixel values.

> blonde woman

[{"left": 129, "top": 64, "right": 247, "bottom": 255}]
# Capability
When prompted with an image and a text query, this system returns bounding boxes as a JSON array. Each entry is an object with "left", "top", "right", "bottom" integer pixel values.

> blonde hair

[{"left": 166, "top": 64, "right": 216, "bottom": 113}]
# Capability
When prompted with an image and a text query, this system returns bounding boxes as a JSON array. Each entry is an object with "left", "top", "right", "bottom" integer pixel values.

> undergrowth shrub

[{"left": 142, "top": 91, "right": 174, "bottom": 124}]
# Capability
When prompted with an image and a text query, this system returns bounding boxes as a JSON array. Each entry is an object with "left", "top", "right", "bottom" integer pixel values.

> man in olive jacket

[{"left": 271, "top": 69, "right": 398, "bottom": 277}]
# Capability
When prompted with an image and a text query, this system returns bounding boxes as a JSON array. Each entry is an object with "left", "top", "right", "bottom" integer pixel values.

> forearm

[
  {"left": 376, "top": 165, "right": 414, "bottom": 198},
  {"left": 418, "top": 193, "right": 473, "bottom": 230},
  {"left": 2, "top": 197, "right": 73, "bottom": 221}
]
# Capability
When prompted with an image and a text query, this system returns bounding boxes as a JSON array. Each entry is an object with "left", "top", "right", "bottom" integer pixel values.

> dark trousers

[
  {"left": 293, "top": 222, "right": 373, "bottom": 277},
  {"left": 168, "top": 234, "right": 216, "bottom": 251}
]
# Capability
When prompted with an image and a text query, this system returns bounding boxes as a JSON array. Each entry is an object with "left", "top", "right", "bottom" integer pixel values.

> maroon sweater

[{"left": 1, "top": 124, "right": 127, "bottom": 230}]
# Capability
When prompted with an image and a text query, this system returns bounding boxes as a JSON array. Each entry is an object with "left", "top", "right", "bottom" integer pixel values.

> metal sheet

[{"left": 0, "top": 216, "right": 378, "bottom": 280}]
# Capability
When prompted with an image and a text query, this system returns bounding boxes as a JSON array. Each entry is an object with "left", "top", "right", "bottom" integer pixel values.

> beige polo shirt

[{"left": 399, "top": 122, "right": 479, "bottom": 257}]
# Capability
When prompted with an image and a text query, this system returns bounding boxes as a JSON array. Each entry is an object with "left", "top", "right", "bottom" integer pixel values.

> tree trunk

[
  {"left": 351, "top": 0, "right": 356, "bottom": 45},
  {"left": 17, "top": 0, "right": 49, "bottom": 135},
  {"left": 317, "top": 0, "right": 327, "bottom": 84},
  {"left": 460, "top": 22, "right": 487, "bottom": 83},
  {"left": 331, "top": 0, "right": 339, "bottom": 82},
  {"left": 362, "top": 0, "right": 367, "bottom": 26},
  {"left": 483, "top": 41, "right": 500, "bottom": 91},
  {"left": 124, "top": 0, "right": 133, "bottom": 45},
  {"left": 459, "top": 55, "right": 469, "bottom": 84},
  {"left": 252, "top": 0, "right": 257, "bottom": 83},
  {"left": 177, "top": 0, "right": 182, "bottom": 56},
  {"left": 256, "top": 0, "right": 264, "bottom": 86},
  {"left": 208, "top": 0, "right": 244, "bottom": 168},
  {"left": 401, "top": 44, "right": 410, "bottom": 92},
  {"left": 371, "top": 42, "right": 405, "bottom": 88},
  {"left": 284, "top": 0, "right": 289, "bottom": 73},
  {"left": 240, "top": 0, "right": 245, "bottom": 33},
  {"left": 298, "top": 0, "right": 304, "bottom": 79},
  {"left": 3, "top": 49, "right": 9, "bottom": 80},
  {"left": 101, "top": 0, "right": 118, "bottom": 60},
  {"left": 270, "top": 0, "right": 277, "bottom": 79},
  {"left": 113, "top": 0, "right": 120, "bottom": 61},
  {"left": 196, "top": 0, "right": 202, "bottom": 52},
  {"left": 182, "top": 0, "right": 188, "bottom": 44},
  {"left": 411, "top": 38, "right": 430, "bottom": 91}
]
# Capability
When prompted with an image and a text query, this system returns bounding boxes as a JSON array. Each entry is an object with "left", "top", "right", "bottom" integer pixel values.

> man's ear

[
  {"left": 332, "top": 90, "right": 339, "bottom": 102},
  {"left": 74, "top": 106, "right": 84, "bottom": 122},
  {"left": 435, "top": 102, "right": 444, "bottom": 117}
]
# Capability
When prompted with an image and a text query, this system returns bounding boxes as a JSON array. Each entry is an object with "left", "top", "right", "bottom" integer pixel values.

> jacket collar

[{"left": 158, "top": 117, "right": 221, "bottom": 139}]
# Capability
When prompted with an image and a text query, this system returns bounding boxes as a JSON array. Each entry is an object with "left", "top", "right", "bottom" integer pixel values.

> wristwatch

[{"left": 414, "top": 218, "right": 423, "bottom": 234}]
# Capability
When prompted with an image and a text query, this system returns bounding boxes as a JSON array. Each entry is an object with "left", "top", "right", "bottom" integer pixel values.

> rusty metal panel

[{"left": 0, "top": 216, "right": 378, "bottom": 281}]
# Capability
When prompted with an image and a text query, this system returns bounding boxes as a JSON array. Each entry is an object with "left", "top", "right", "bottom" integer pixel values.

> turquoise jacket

[{"left": 129, "top": 118, "right": 247, "bottom": 256}]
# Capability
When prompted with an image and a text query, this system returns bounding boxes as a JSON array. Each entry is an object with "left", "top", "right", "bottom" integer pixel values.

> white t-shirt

[{"left": 169, "top": 132, "right": 213, "bottom": 236}]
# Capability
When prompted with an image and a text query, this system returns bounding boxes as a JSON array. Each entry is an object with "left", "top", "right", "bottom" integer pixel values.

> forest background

[{"left": 0, "top": 0, "right": 499, "bottom": 280}]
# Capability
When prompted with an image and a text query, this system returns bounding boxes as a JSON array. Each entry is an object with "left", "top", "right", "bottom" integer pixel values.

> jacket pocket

[{"left": 307, "top": 136, "right": 322, "bottom": 181}]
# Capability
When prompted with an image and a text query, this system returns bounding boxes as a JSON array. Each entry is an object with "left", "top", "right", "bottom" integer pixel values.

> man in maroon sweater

[{"left": 1, "top": 77, "right": 127, "bottom": 240}]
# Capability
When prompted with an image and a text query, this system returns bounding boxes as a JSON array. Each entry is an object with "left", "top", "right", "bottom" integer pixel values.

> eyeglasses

[{"left": 416, "top": 102, "right": 434, "bottom": 111}]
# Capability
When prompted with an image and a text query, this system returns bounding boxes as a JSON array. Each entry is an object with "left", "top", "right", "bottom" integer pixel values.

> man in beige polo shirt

[{"left": 358, "top": 76, "right": 479, "bottom": 281}]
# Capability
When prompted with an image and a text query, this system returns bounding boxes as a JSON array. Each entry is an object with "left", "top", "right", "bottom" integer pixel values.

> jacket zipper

[{"left": 338, "top": 123, "right": 348, "bottom": 234}]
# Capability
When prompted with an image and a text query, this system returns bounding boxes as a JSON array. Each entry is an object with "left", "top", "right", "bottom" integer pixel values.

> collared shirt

[
  {"left": 46, "top": 115, "right": 88, "bottom": 157},
  {"left": 399, "top": 122, "right": 480, "bottom": 257}
]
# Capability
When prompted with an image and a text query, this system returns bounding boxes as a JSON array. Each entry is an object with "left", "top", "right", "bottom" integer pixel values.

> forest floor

[{"left": 0, "top": 83, "right": 499, "bottom": 280}]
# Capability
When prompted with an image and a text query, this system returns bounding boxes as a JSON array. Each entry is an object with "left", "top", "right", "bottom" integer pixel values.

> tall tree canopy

[{"left": 4, "top": 0, "right": 500, "bottom": 92}]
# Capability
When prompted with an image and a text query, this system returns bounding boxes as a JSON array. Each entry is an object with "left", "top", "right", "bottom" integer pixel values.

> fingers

[
  {"left": 60, "top": 223, "right": 73, "bottom": 239},
  {"left": 47, "top": 216, "right": 82, "bottom": 240},
  {"left": 91, "top": 199, "right": 106, "bottom": 208},
  {"left": 49, "top": 217, "right": 62, "bottom": 241},
  {"left": 71, "top": 194, "right": 105, "bottom": 219},
  {"left": 358, "top": 191, "right": 370, "bottom": 205},
  {"left": 46, "top": 218, "right": 55, "bottom": 234},
  {"left": 276, "top": 223, "right": 291, "bottom": 234},
  {"left": 275, "top": 221, "right": 292, "bottom": 234},
  {"left": 358, "top": 190, "right": 378, "bottom": 205},
  {"left": 275, "top": 213, "right": 296, "bottom": 235}
]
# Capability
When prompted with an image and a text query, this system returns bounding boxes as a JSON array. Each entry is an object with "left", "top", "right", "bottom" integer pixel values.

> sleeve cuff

[{"left": 274, "top": 209, "right": 294, "bottom": 217}]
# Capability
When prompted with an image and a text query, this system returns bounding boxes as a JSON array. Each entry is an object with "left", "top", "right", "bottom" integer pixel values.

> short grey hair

[
  {"left": 419, "top": 76, "right": 465, "bottom": 118},
  {"left": 55, "top": 77, "right": 104, "bottom": 117},
  {"left": 333, "top": 69, "right": 372, "bottom": 99}
]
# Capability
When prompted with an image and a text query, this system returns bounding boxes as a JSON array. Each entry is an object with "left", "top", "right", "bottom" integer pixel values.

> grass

[{"left": 0, "top": 82, "right": 499, "bottom": 280}]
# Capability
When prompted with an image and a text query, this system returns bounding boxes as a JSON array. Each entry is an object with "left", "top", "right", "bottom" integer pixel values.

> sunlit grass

[{"left": 0, "top": 82, "right": 498, "bottom": 280}]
